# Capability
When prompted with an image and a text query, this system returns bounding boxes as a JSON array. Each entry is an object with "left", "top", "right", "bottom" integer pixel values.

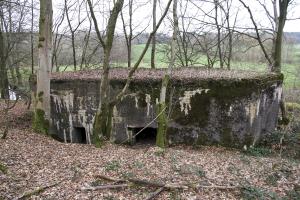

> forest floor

[{"left": 0, "top": 102, "right": 300, "bottom": 200}]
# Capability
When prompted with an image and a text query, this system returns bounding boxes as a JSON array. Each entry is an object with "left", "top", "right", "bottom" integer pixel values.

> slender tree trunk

[
  {"left": 13, "top": 45, "right": 22, "bottom": 86},
  {"left": 272, "top": 0, "right": 289, "bottom": 124},
  {"left": 31, "top": 0, "right": 34, "bottom": 74},
  {"left": 121, "top": 0, "right": 133, "bottom": 68},
  {"left": 88, "top": 0, "right": 172, "bottom": 147},
  {"left": 16, "top": 65, "right": 22, "bottom": 86},
  {"left": 0, "top": 28, "right": 9, "bottom": 99},
  {"left": 65, "top": 0, "right": 77, "bottom": 71},
  {"left": 8, "top": 58, "right": 17, "bottom": 84},
  {"left": 87, "top": 0, "right": 124, "bottom": 147},
  {"left": 272, "top": 0, "right": 288, "bottom": 73},
  {"left": 157, "top": 0, "right": 178, "bottom": 148},
  {"left": 214, "top": 0, "right": 223, "bottom": 69},
  {"left": 151, "top": 0, "right": 157, "bottom": 69},
  {"left": 80, "top": 26, "right": 91, "bottom": 70},
  {"left": 33, "top": 0, "right": 52, "bottom": 134},
  {"left": 71, "top": 32, "right": 77, "bottom": 70}
]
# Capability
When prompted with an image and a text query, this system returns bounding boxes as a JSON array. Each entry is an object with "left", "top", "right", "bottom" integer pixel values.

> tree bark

[
  {"left": 65, "top": 0, "right": 77, "bottom": 71},
  {"left": 157, "top": 0, "right": 178, "bottom": 148},
  {"left": 214, "top": 0, "right": 223, "bottom": 69},
  {"left": 33, "top": 0, "right": 52, "bottom": 134},
  {"left": 87, "top": 0, "right": 124, "bottom": 146},
  {"left": 0, "top": 27, "right": 9, "bottom": 99},
  {"left": 151, "top": 0, "right": 157, "bottom": 69},
  {"left": 88, "top": 0, "right": 172, "bottom": 147},
  {"left": 271, "top": 0, "right": 289, "bottom": 73}
]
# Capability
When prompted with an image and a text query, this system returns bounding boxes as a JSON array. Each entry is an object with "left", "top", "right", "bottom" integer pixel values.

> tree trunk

[
  {"left": 80, "top": 28, "right": 91, "bottom": 70},
  {"left": 151, "top": 0, "right": 157, "bottom": 69},
  {"left": 16, "top": 65, "right": 22, "bottom": 86},
  {"left": 31, "top": 0, "right": 34, "bottom": 74},
  {"left": 214, "top": 0, "right": 223, "bottom": 69},
  {"left": 88, "top": 0, "right": 124, "bottom": 146},
  {"left": 65, "top": 0, "right": 77, "bottom": 71},
  {"left": 33, "top": 0, "right": 52, "bottom": 134},
  {"left": 0, "top": 28, "right": 9, "bottom": 99},
  {"left": 8, "top": 58, "right": 17, "bottom": 84},
  {"left": 271, "top": 0, "right": 290, "bottom": 124},
  {"left": 157, "top": 0, "right": 178, "bottom": 148},
  {"left": 271, "top": 0, "right": 288, "bottom": 73},
  {"left": 88, "top": 0, "right": 172, "bottom": 147}
]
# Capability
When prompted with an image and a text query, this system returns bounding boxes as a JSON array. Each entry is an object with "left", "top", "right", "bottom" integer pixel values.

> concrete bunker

[{"left": 50, "top": 68, "right": 283, "bottom": 148}]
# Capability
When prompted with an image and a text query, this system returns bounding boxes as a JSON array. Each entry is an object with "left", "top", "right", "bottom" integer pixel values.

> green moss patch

[
  {"left": 33, "top": 109, "right": 49, "bottom": 134},
  {"left": 156, "top": 103, "right": 168, "bottom": 148},
  {"left": 0, "top": 162, "right": 7, "bottom": 174}
]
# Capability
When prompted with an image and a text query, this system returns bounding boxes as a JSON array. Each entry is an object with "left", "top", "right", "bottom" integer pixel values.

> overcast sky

[{"left": 52, "top": 0, "right": 300, "bottom": 34}]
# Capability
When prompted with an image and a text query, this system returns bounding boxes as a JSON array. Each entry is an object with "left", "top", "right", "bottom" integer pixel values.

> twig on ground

[
  {"left": 81, "top": 184, "right": 129, "bottom": 191},
  {"left": 87, "top": 174, "right": 240, "bottom": 192},
  {"left": 16, "top": 179, "right": 66, "bottom": 200},
  {"left": 145, "top": 187, "right": 165, "bottom": 200}
]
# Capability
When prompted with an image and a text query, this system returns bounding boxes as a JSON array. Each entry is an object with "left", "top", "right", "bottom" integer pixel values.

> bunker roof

[{"left": 51, "top": 67, "right": 282, "bottom": 82}]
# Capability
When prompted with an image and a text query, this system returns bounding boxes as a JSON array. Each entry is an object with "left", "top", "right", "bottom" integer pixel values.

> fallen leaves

[
  {"left": 0, "top": 102, "right": 299, "bottom": 199},
  {"left": 51, "top": 67, "right": 279, "bottom": 83}
]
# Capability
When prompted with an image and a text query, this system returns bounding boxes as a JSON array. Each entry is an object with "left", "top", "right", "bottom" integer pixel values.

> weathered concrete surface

[{"left": 50, "top": 68, "right": 283, "bottom": 148}]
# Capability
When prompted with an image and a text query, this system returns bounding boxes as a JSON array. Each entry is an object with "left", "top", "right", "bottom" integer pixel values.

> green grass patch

[{"left": 16, "top": 43, "right": 300, "bottom": 90}]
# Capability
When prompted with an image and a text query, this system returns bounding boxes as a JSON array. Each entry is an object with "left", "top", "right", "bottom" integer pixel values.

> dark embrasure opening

[{"left": 72, "top": 127, "right": 87, "bottom": 144}]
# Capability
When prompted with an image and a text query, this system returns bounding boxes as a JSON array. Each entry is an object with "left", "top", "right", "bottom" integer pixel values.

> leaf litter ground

[{"left": 0, "top": 102, "right": 299, "bottom": 199}]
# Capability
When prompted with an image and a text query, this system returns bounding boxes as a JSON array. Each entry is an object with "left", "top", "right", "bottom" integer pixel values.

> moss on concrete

[
  {"left": 196, "top": 133, "right": 208, "bottom": 145},
  {"left": 221, "top": 127, "right": 233, "bottom": 146}
]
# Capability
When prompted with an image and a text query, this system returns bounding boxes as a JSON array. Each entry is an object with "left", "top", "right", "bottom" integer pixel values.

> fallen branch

[
  {"left": 16, "top": 179, "right": 65, "bottom": 200},
  {"left": 145, "top": 187, "right": 165, "bottom": 200},
  {"left": 81, "top": 184, "right": 129, "bottom": 191},
  {"left": 196, "top": 184, "right": 241, "bottom": 190},
  {"left": 127, "top": 178, "right": 165, "bottom": 188},
  {"left": 89, "top": 174, "right": 239, "bottom": 192}
]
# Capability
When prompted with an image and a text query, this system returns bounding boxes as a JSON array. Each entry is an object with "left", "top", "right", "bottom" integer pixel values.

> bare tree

[
  {"left": 157, "top": 0, "right": 178, "bottom": 148},
  {"left": 88, "top": 0, "right": 173, "bottom": 147},
  {"left": 0, "top": 21, "right": 9, "bottom": 99},
  {"left": 0, "top": 1, "right": 10, "bottom": 99},
  {"left": 151, "top": 0, "right": 157, "bottom": 69},
  {"left": 238, "top": 0, "right": 294, "bottom": 124},
  {"left": 120, "top": 0, "right": 133, "bottom": 68},
  {"left": 120, "top": 0, "right": 151, "bottom": 68},
  {"left": 79, "top": 4, "right": 92, "bottom": 70},
  {"left": 52, "top": 3, "right": 66, "bottom": 72},
  {"left": 64, "top": 0, "right": 85, "bottom": 71},
  {"left": 87, "top": 0, "right": 125, "bottom": 146},
  {"left": 30, "top": 0, "right": 34, "bottom": 74},
  {"left": 33, "top": 0, "right": 53, "bottom": 134},
  {"left": 186, "top": 0, "right": 238, "bottom": 69}
]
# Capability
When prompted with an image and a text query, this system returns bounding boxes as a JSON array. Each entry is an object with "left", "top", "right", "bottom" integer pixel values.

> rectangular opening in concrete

[
  {"left": 130, "top": 127, "right": 157, "bottom": 145},
  {"left": 72, "top": 127, "right": 87, "bottom": 144}
]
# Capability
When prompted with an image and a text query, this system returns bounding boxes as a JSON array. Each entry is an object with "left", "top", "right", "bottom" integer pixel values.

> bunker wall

[{"left": 50, "top": 75, "right": 282, "bottom": 147}]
